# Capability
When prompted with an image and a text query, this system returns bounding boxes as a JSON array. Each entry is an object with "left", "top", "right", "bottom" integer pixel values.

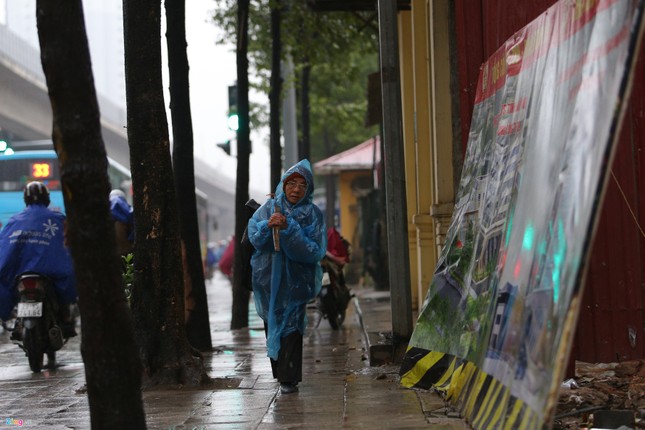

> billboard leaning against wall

[{"left": 400, "top": 0, "right": 645, "bottom": 428}]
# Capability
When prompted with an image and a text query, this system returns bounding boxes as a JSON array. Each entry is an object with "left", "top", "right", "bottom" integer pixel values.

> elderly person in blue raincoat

[{"left": 247, "top": 159, "right": 326, "bottom": 394}]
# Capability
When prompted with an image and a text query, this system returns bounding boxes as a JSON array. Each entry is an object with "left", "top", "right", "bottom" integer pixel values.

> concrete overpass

[{"left": 0, "top": 24, "right": 235, "bottom": 241}]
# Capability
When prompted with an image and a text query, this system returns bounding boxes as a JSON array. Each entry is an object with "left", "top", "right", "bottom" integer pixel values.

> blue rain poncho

[
  {"left": 0, "top": 205, "right": 77, "bottom": 320},
  {"left": 110, "top": 194, "right": 134, "bottom": 242},
  {"left": 247, "top": 159, "right": 326, "bottom": 360}
]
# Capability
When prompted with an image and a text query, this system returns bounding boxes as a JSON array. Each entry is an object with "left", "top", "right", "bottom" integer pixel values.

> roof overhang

[{"left": 314, "top": 136, "right": 380, "bottom": 175}]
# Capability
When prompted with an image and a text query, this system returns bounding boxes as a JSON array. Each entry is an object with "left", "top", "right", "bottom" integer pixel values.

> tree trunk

[
  {"left": 269, "top": 0, "right": 282, "bottom": 190},
  {"left": 231, "top": 0, "right": 252, "bottom": 330},
  {"left": 165, "top": 0, "right": 213, "bottom": 352},
  {"left": 123, "top": 0, "right": 209, "bottom": 386},
  {"left": 299, "top": 61, "right": 311, "bottom": 161},
  {"left": 35, "top": 1, "right": 146, "bottom": 427}
]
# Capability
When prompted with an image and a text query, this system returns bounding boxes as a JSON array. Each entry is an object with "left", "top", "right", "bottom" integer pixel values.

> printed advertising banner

[{"left": 400, "top": 0, "right": 645, "bottom": 428}]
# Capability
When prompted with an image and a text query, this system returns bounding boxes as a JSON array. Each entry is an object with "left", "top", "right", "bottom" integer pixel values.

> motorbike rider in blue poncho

[
  {"left": 0, "top": 182, "right": 78, "bottom": 337},
  {"left": 247, "top": 159, "right": 326, "bottom": 394}
]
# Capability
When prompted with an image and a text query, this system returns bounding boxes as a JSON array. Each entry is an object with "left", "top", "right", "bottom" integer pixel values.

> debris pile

[{"left": 554, "top": 360, "right": 645, "bottom": 429}]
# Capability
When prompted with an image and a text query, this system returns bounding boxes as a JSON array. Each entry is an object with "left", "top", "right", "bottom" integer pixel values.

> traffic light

[
  {"left": 0, "top": 138, "right": 13, "bottom": 154},
  {"left": 227, "top": 84, "right": 239, "bottom": 131},
  {"left": 217, "top": 140, "right": 231, "bottom": 155},
  {"left": 227, "top": 113, "right": 239, "bottom": 132}
]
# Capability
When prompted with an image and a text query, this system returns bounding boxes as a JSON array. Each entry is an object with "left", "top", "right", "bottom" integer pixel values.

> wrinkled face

[{"left": 284, "top": 177, "right": 307, "bottom": 204}]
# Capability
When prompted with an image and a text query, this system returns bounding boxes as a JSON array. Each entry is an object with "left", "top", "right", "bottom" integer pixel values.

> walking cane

[{"left": 273, "top": 204, "right": 281, "bottom": 252}]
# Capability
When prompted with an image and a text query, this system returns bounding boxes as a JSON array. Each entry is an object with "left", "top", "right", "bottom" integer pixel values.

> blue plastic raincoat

[
  {"left": 110, "top": 194, "right": 134, "bottom": 242},
  {"left": 247, "top": 159, "right": 326, "bottom": 360},
  {"left": 0, "top": 205, "right": 77, "bottom": 320}
]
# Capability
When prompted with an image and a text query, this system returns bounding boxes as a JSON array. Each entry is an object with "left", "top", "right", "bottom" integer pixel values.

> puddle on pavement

[
  {"left": 142, "top": 377, "right": 243, "bottom": 391},
  {"left": 204, "top": 377, "right": 242, "bottom": 389},
  {"left": 353, "top": 364, "right": 400, "bottom": 376}
]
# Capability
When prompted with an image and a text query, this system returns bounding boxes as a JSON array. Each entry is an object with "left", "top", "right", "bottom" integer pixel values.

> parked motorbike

[
  {"left": 11, "top": 273, "right": 67, "bottom": 372},
  {"left": 317, "top": 257, "right": 352, "bottom": 330}
]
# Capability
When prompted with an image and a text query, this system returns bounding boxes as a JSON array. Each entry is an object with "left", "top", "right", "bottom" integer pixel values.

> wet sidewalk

[{"left": 0, "top": 273, "right": 469, "bottom": 429}]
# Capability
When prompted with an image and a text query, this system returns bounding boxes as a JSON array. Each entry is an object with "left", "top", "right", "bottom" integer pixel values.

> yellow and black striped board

[{"left": 400, "top": 347, "right": 541, "bottom": 429}]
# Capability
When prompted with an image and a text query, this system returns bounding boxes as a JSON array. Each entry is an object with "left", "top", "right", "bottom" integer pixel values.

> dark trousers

[{"left": 264, "top": 323, "right": 303, "bottom": 383}]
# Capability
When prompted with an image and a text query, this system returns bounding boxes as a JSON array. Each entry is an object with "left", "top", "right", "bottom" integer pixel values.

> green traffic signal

[{"left": 227, "top": 113, "right": 239, "bottom": 131}]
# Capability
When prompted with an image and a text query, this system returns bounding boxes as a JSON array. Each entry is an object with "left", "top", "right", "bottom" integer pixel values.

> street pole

[{"left": 377, "top": 0, "right": 413, "bottom": 347}]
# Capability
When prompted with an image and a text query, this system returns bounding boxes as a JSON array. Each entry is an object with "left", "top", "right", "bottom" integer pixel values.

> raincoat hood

[{"left": 274, "top": 159, "right": 314, "bottom": 208}]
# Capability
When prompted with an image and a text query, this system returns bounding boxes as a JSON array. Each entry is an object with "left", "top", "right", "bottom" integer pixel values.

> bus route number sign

[{"left": 31, "top": 162, "right": 52, "bottom": 178}]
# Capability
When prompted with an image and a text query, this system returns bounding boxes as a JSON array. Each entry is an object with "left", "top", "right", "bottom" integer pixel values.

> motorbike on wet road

[{"left": 11, "top": 272, "right": 68, "bottom": 372}]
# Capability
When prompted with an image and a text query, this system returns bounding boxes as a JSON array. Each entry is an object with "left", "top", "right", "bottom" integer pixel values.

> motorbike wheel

[
  {"left": 323, "top": 292, "right": 344, "bottom": 330},
  {"left": 329, "top": 281, "right": 352, "bottom": 330},
  {"left": 23, "top": 326, "right": 45, "bottom": 373},
  {"left": 330, "top": 308, "right": 346, "bottom": 330}
]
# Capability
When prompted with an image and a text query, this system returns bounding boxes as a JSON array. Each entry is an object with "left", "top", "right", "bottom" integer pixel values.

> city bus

[
  {"left": 0, "top": 150, "right": 131, "bottom": 230},
  {"left": 0, "top": 149, "right": 211, "bottom": 265}
]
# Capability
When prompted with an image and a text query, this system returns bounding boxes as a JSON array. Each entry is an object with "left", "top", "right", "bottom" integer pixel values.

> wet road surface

[{"left": 0, "top": 273, "right": 469, "bottom": 429}]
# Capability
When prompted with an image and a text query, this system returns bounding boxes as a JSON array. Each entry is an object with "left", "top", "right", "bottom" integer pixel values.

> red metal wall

[
  {"left": 454, "top": 0, "right": 557, "bottom": 150},
  {"left": 453, "top": 0, "right": 645, "bottom": 362},
  {"left": 576, "top": 42, "right": 645, "bottom": 362}
]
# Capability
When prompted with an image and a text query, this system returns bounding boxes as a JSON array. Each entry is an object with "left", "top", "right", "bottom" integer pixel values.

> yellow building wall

[
  {"left": 428, "top": 0, "right": 456, "bottom": 254},
  {"left": 411, "top": 0, "right": 437, "bottom": 306},
  {"left": 398, "top": 10, "right": 420, "bottom": 310},
  {"left": 398, "top": 0, "right": 456, "bottom": 312}
]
